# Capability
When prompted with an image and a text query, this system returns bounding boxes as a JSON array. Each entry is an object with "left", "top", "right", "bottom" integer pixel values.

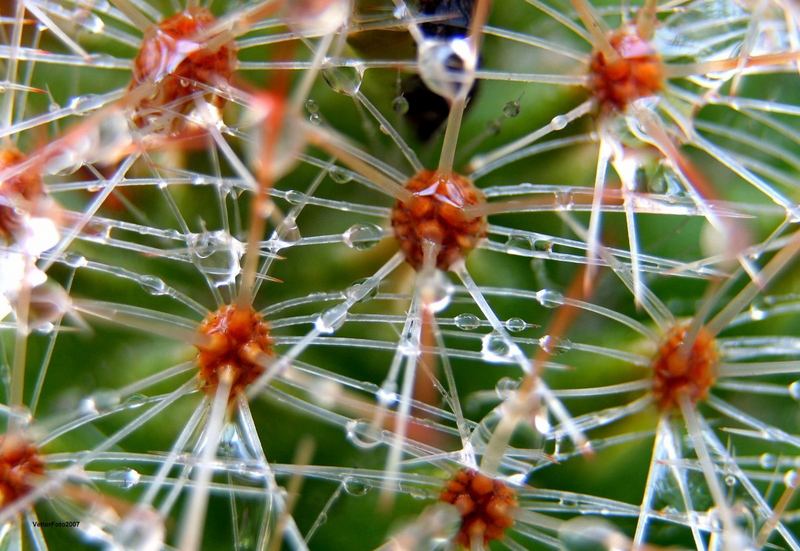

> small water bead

[
  {"left": 392, "top": 95, "right": 410, "bottom": 115},
  {"left": 505, "top": 318, "right": 526, "bottom": 333},
  {"left": 486, "top": 118, "right": 502, "bottom": 136},
  {"left": 315, "top": 303, "right": 348, "bottom": 334},
  {"left": 308, "top": 112, "right": 322, "bottom": 125},
  {"left": 91, "top": 390, "right": 121, "bottom": 411},
  {"left": 138, "top": 275, "right": 168, "bottom": 295},
  {"left": 345, "top": 419, "right": 382, "bottom": 449},
  {"left": 345, "top": 277, "right": 379, "bottom": 304},
  {"left": 550, "top": 114, "right": 568, "bottom": 130},
  {"left": 343, "top": 476, "right": 371, "bottom": 496},
  {"left": 305, "top": 99, "right": 319, "bottom": 114},
  {"left": 495, "top": 376, "right": 520, "bottom": 399},
  {"left": 105, "top": 468, "right": 141, "bottom": 490},
  {"left": 454, "top": 313, "right": 481, "bottom": 330},
  {"left": 285, "top": 190, "right": 305, "bottom": 205},
  {"left": 535, "top": 289, "right": 563, "bottom": 308},
  {"left": 538, "top": 335, "right": 571, "bottom": 354},
  {"left": 789, "top": 381, "right": 800, "bottom": 401},
  {"left": 342, "top": 223, "right": 384, "bottom": 250},
  {"left": 322, "top": 64, "right": 364, "bottom": 96},
  {"left": 758, "top": 453, "right": 777, "bottom": 469},
  {"left": 784, "top": 470, "right": 799, "bottom": 488},
  {"left": 481, "top": 332, "right": 512, "bottom": 363},
  {"left": 328, "top": 166, "right": 352, "bottom": 184},
  {"left": 123, "top": 394, "right": 148, "bottom": 409},
  {"left": 504, "top": 234, "right": 534, "bottom": 255},
  {"left": 724, "top": 474, "right": 737, "bottom": 487},
  {"left": 503, "top": 100, "right": 521, "bottom": 118}
]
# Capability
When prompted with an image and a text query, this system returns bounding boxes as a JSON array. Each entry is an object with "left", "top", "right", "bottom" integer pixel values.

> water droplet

[
  {"left": 538, "top": 334, "right": 570, "bottom": 354},
  {"left": 343, "top": 223, "right": 384, "bottom": 250},
  {"left": 784, "top": 470, "right": 798, "bottom": 488},
  {"left": 90, "top": 390, "right": 120, "bottom": 412},
  {"left": 417, "top": 38, "right": 475, "bottom": 101},
  {"left": 346, "top": 278, "right": 379, "bottom": 303},
  {"left": 749, "top": 303, "right": 767, "bottom": 321},
  {"left": 308, "top": 112, "right": 322, "bottom": 125},
  {"left": 533, "top": 238, "right": 554, "bottom": 253},
  {"left": 188, "top": 231, "right": 244, "bottom": 287},
  {"left": 285, "top": 190, "right": 305, "bottom": 205},
  {"left": 550, "top": 114, "right": 568, "bottom": 130},
  {"left": 392, "top": 95, "right": 409, "bottom": 114},
  {"left": 345, "top": 419, "right": 381, "bottom": 449},
  {"left": 486, "top": 118, "right": 502, "bottom": 136},
  {"left": 759, "top": 453, "right": 777, "bottom": 469},
  {"left": 556, "top": 191, "right": 575, "bottom": 210},
  {"left": 495, "top": 376, "right": 519, "bottom": 399},
  {"left": 724, "top": 474, "right": 737, "bottom": 486},
  {"left": 79, "top": 397, "right": 99, "bottom": 415},
  {"left": 138, "top": 275, "right": 168, "bottom": 295},
  {"left": 536, "top": 289, "right": 563, "bottom": 308},
  {"left": 454, "top": 313, "right": 480, "bottom": 330},
  {"left": 481, "top": 332, "right": 512, "bottom": 363},
  {"left": 329, "top": 166, "right": 352, "bottom": 184},
  {"left": 503, "top": 100, "right": 521, "bottom": 118},
  {"left": 124, "top": 394, "right": 148, "bottom": 409},
  {"left": 421, "top": 270, "right": 454, "bottom": 313},
  {"left": 789, "top": 381, "right": 800, "bottom": 401},
  {"left": 106, "top": 468, "right": 140, "bottom": 489},
  {"left": 343, "top": 477, "right": 371, "bottom": 496},
  {"left": 67, "top": 94, "right": 105, "bottom": 115},
  {"left": 322, "top": 65, "right": 364, "bottom": 96},
  {"left": 505, "top": 317, "right": 526, "bottom": 332},
  {"left": 505, "top": 234, "right": 534, "bottom": 255},
  {"left": 305, "top": 99, "right": 319, "bottom": 114},
  {"left": 315, "top": 303, "right": 348, "bottom": 334}
]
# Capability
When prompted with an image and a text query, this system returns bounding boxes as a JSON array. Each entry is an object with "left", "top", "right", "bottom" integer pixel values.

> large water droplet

[
  {"left": 188, "top": 231, "right": 244, "bottom": 287},
  {"left": 417, "top": 38, "right": 475, "bottom": 101},
  {"left": 505, "top": 317, "right": 526, "bottom": 332}
]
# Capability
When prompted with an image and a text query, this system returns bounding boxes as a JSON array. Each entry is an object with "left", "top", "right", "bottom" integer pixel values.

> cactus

[{"left": 0, "top": 0, "right": 798, "bottom": 549}]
